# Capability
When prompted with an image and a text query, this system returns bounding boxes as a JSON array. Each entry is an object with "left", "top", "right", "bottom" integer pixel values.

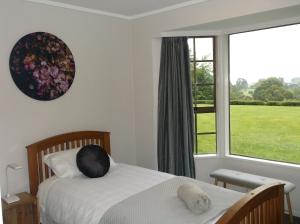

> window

[
  {"left": 229, "top": 24, "right": 300, "bottom": 164},
  {"left": 188, "top": 37, "right": 217, "bottom": 154}
]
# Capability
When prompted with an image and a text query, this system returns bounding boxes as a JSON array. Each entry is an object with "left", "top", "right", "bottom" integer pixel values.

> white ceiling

[{"left": 27, "top": 0, "right": 209, "bottom": 19}]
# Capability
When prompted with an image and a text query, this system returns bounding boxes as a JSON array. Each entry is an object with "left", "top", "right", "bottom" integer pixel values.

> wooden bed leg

[
  {"left": 214, "top": 179, "right": 218, "bottom": 186},
  {"left": 223, "top": 182, "right": 227, "bottom": 188},
  {"left": 286, "top": 193, "right": 294, "bottom": 224}
]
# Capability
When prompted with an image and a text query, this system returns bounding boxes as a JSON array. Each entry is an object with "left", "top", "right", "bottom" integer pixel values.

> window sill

[
  {"left": 225, "top": 154, "right": 300, "bottom": 169},
  {"left": 194, "top": 154, "right": 219, "bottom": 159}
]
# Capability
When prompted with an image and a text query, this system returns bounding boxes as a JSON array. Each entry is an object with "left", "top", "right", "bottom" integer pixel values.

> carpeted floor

[{"left": 284, "top": 214, "right": 300, "bottom": 224}]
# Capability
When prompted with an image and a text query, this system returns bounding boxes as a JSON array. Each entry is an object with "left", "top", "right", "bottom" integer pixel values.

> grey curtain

[{"left": 157, "top": 37, "right": 195, "bottom": 178}]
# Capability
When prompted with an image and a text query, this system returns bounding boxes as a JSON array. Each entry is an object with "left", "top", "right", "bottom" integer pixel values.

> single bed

[{"left": 27, "top": 131, "right": 284, "bottom": 224}]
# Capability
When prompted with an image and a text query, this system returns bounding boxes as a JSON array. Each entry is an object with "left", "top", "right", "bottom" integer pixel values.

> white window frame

[{"left": 224, "top": 21, "right": 300, "bottom": 166}]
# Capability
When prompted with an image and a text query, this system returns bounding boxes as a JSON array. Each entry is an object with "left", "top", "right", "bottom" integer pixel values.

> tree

[
  {"left": 235, "top": 78, "right": 248, "bottom": 90},
  {"left": 291, "top": 77, "right": 300, "bottom": 86},
  {"left": 230, "top": 83, "right": 249, "bottom": 100},
  {"left": 191, "top": 62, "right": 214, "bottom": 101},
  {"left": 293, "top": 88, "right": 300, "bottom": 100},
  {"left": 253, "top": 77, "right": 294, "bottom": 101}
]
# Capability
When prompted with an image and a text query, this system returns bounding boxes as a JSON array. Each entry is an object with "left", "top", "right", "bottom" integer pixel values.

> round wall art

[{"left": 9, "top": 32, "right": 75, "bottom": 101}]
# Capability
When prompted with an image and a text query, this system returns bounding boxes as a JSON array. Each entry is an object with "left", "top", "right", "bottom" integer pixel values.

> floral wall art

[{"left": 9, "top": 32, "right": 75, "bottom": 101}]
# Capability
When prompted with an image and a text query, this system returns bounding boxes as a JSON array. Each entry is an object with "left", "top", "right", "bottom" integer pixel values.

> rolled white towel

[{"left": 177, "top": 183, "right": 211, "bottom": 215}]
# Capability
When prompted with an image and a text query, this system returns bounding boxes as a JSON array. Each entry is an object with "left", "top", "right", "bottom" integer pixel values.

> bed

[{"left": 27, "top": 131, "right": 284, "bottom": 224}]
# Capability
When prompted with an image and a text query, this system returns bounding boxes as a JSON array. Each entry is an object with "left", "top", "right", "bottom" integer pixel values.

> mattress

[{"left": 38, "top": 164, "right": 227, "bottom": 224}]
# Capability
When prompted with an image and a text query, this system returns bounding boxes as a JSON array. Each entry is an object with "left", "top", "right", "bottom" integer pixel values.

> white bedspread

[
  {"left": 38, "top": 164, "right": 173, "bottom": 224},
  {"left": 38, "top": 164, "right": 232, "bottom": 224},
  {"left": 99, "top": 176, "right": 243, "bottom": 224}
]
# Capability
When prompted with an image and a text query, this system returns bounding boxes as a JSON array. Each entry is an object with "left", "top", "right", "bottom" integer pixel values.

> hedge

[
  {"left": 230, "top": 100, "right": 265, "bottom": 105},
  {"left": 195, "top": 100, "right": 214, "bottom": 105},
  {"left": 279, "top": 101, "right": 300, "bottom": 106},
  {"left": 231, "top": 101, "right": 300, "bottom": 106},
  {"left": 195, "top": 100, "right": 300, "bottom": 106}
]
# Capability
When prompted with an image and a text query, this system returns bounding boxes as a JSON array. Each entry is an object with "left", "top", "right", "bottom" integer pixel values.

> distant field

[{"left": 196, "top": 105, "right": 300, "bottom": 164}]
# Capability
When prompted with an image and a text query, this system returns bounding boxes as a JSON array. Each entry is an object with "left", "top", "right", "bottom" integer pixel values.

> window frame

[
  {"left": 228, "top": 23, "right": 300, "bottom": 165},
  {"left": 189, "top": 36, "right": 217, "bottom": 155}
]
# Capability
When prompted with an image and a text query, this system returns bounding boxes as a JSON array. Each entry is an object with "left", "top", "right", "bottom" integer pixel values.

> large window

[
  {"left": 188, "top": 37, "right": 216, "bottom": 154},
  {"left": 229, "top": 24, "right": 300, "bottom": 164}
]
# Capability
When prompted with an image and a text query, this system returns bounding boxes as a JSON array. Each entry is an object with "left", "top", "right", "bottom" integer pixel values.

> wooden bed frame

[
  {"left": 217, "top": 182, "right": 284, "bottom": 224},
  {"left": 27, "top": 131, "right": 284, "bottom": 224}
]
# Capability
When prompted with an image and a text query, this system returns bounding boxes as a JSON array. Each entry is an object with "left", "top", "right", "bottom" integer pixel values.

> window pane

[
  {"left": 188, "top": 38, "right": 194, "bottom": 61},
  {"left": 196, "top": 113, "right": 216, "bottom": 133},
  {"left": 230, "top": 105, "right": 300, "bottom": 163},
  {"left": 195, "top": 38, "right": 214, "bottom": 60},
  {"left": 190, "top": 62, "right": 195, "bottom": 84},
  {"left": 195, "top": 62, "right": 214, "bottom": 84},
  {"left": 189, "top": 36, "right": 216, "bottom": 155},
  {"left": 229, "top": 24, "right": 300, "bottom": 164},
  {"left": 194, "top": 85, "right": 214, "bottom": 104},
  {"left": 195, "top": 134, "right": 216, "bottom": 154}
]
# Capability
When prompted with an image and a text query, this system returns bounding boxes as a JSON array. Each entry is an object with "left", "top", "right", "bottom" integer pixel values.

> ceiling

[{"left": 27, "top": 0, "right": 209, "bottom": 19}]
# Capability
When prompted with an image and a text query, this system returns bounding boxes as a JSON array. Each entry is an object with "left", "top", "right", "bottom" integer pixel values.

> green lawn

[{"left": 196, "top": 105, "right": 300, "bottom": 164}]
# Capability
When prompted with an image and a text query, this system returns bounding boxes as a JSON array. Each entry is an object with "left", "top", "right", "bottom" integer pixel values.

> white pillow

[
  {"left": 43, "top": 147, "right": 117, "bottom": 178},
  {"left": 43, "top": 148, "right": 81, "bottom": 178},
  {"left": 109, "top": 155, "right": 117, "bottom": 167}
]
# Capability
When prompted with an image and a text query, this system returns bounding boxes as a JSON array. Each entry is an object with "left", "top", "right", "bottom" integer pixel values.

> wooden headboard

[{"left": 27, "top": 131, "right": 110, "bottom": 196}]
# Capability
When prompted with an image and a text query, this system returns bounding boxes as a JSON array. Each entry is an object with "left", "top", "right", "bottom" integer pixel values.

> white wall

[
  {"left": 0, "top": 0, "right": 136, "bottom": 196},
  {"left": 132, "top": 0, "right": 300, "bottom": 216}
]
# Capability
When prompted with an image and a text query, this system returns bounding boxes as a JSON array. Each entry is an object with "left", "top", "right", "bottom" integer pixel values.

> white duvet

[
  {"left": 38, "top": 164, "right": 224, "bottom": 224},
  {"left": 39, "top": 164, "right": 174, "bottom": 224}
]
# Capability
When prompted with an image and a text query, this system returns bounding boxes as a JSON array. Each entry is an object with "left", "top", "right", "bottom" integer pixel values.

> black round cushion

[{"left": 76, "top": 145, "right": 110, "bottom": 178}]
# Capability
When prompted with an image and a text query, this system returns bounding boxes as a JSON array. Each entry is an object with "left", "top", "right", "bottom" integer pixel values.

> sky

[
  {"left": 188, "top": 38, "right": 213, "bottom": 61},
  {"left": 229, "top": 24, "right": 300, "bottom": 85}
]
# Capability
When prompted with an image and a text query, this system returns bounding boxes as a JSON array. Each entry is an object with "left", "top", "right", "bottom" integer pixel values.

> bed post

[
  {"left": 27, "top": 145, "right": 39, "bottom": 196},
  {"left": 103, "top": 132, "right": 111, "bottom": 155}
]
